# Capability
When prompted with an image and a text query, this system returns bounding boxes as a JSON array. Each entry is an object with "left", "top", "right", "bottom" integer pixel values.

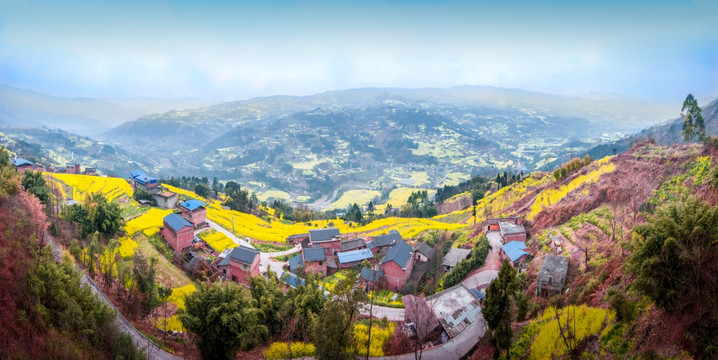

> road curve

[{"left": 43, "top": 233, "right": 181, "bottom": 360}]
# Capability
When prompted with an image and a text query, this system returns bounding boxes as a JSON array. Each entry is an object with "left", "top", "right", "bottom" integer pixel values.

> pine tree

[{"left": 681, "top": 93, "right": 705, "bottom": 142}]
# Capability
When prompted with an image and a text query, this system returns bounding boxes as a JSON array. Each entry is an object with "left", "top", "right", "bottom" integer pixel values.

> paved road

[
  {"left": 43, "top": 233, "right": 180, "bottom": 360},
  {"left": 260, "top": 245, "right": 301, "bottom": 276},
  {"left": 360, "top": 303, "right": 405, "bottom": 322}
]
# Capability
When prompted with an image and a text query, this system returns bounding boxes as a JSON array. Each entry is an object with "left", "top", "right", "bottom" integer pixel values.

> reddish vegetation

[{"left": 0, "top": 187, "right": 102, "bottom": 359}]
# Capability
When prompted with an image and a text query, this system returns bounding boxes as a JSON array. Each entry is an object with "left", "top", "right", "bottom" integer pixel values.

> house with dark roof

[
  {"left": 301, "top": 247, "right": 328, "bottom": 276},
  {"left": 360, "top": 267, "right": 384, "bottom": 287},
  {"left": 218, "top": 245, "right": 260, "bottom": 286},
  {"left": 153, "top": 191, "right": 178, "bottom": 210},
  {"left": 413, "top": 242, "right": 436, "bottom": 263},
  {"left": 367, "top": 229, "right": 401, "bottom": 254},
  {"left": 180, "top": 199, "right": 208, "bottom": 228},
  {"left": 337, "top": 248, "right": 374, "bottom": 269},
  {"left": 501, "top": 241, "right": 531, "bottom": 268},
  {"left": 11, "top": 158, "right": 34, "bottom": 174},
  {"left": 66, "top": 163, "right": 81, "bottom": 174},
  {"left": 537, "top": 255, "right": 569, "bottom": 296},
  {"left": 380, "top": 240, "right": 415, "bottom": 291},
  {"left": 287, "top": 233, "right": 310, "bottom": 248},
  {"left": 83, "top": 167, "right": 97, "bottom": 176},
  {"left": 340, "top": 238, "right": 366, "bottom": 252},
  {"left": 309, "top": 227, "right": 341, "bottom": 256},
  {"left": 442, "top": 248, "right": 471, "bottom": 272},
  {"left": 160, "top": 213, "right": 194, "bottom": 252},
  {"left": 499, "top": 221, "right": 526, "bottom": 243}
]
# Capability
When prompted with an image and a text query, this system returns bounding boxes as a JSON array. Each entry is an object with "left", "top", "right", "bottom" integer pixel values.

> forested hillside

[{"left": 0, "top": 147, "right": 144, "bottom": 360}]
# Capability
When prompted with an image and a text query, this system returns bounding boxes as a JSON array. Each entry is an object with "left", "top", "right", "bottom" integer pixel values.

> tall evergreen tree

[
  {"left": 483, "top": 260, "right": 519, "bottom": 358},
  {"left": 681, "top": 93, "right": 705, "bottom": 142}
]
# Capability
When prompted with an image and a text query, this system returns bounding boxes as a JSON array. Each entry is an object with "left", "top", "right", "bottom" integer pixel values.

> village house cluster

[
  {"left": 286, "top": 228, "right": 436, "bottom": 292},
  {"left": 11, "top": 157, "right": 97, "bottom": 175}
]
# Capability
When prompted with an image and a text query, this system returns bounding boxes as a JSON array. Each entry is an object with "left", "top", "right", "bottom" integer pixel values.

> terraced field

[{"left": 48, "top": 173, "right": 134, "bottom": 201}]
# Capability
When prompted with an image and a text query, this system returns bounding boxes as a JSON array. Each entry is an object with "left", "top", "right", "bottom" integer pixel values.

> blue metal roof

[
  {"left": 289, "top": 254, "right": 304, "bottom": 272},
  {"left": 337, "top": 248, "right": 374, "bottom": 264},
  {"left": 163, "top": 213, "right": 193, "bottom": 232},
  {"left": 131, "top": 170, "right": 157, "bottom": 185},
  {"left": 502, "top": 241, "right": 529, "bottom": 262},
  {"left": 281, "top": 271, "right": 306, "bottom": 288},
  {"left": 12, "top": 158, "right": 33, "bottom": 167},
  {"left": 381, "top": 240, "right": 413, "bottom": 269},
  {"left": 181, "top": 199, "right": 207, "bottom": 211}
]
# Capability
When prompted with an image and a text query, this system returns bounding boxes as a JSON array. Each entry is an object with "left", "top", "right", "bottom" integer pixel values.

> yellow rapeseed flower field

[
  {"left": 529, "top": 305, "right": 613, "bottom": 360},
  {"left": 527, "top": 157, "right": 616, "bottom": 221},
  {"left": 198, "top": 230, "right": 237, "bottom": 252},
  {"left": 125, "top": 208, "right": 174, "bottom": 237},
  {"left": 48, "top": 173, "right": 133, "bottom": 201}
]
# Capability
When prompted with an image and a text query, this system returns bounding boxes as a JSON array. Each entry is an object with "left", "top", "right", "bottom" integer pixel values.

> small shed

[
  {"left": 537, "top": 255, "right": 569, "bottom": 297},
  {"left": 442, "top": 248, "right": 471, "bottom": 272}
]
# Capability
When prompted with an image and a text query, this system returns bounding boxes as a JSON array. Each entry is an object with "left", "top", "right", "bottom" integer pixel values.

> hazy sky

[{"left": 1, "top": 0, "right": 716, "bottom": 102}]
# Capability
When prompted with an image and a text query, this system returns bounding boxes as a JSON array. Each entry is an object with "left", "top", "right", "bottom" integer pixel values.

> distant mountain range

[
  {"left": 0, "top": 84, "right": 214, "bottom": 135},
  {"left": 1, "top": 84, "right": 694, "bottom": 205}
]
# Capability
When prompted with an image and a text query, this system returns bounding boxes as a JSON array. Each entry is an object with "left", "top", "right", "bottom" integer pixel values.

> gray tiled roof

[
  {"left": 381, "top": 240, "right": 413, "bottom": 269},
  {"left": 372, "top": 229, "right": 401, "bottom": 247},
  {"left": 361, "top": 267, "right": 384, "bottom": 282},
  {"left": 539, "top": 255, "right": 569, "bottom": 280},
  {"left": 340, "top": 238, "right": 366, "bottom": 252},
  {"left": 309, "top": 228, "right": 340, "bottom": 242},
  {"left": 413, "top": 242, "right": 436, "bottom": 260},
  {"left": 442, "top": 248, "right": 471, "bottom": 268},
  {"left": 499, "top": 221, "right": 525, "bottom": 235},
  {"left": 303, "top": 247, "right": 327, "bottom": 262},
  {"left": 219, "top": 245, "right": 259, "bottom": 266}
]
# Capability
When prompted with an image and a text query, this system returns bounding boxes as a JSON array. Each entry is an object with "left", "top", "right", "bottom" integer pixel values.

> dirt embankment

[{"left": 436, "top": 193, "right": 472, "bottom": 214}]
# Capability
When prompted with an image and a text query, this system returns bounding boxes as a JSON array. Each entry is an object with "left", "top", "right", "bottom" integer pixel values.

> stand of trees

[
  {"left": 223, "top": 181, "right": 259, "bottom": 213},
  {"left": 399, "top": 190, "right": 437, "bottom": 218},
  {"left": 437, "top": 235, "right": 490, "bottom": 291},
  {"left": 627, "top": 196, "right": 718, "bottom": 359},
  {"left": 435, "top": 174, "right": 491, "bottom": 203}
]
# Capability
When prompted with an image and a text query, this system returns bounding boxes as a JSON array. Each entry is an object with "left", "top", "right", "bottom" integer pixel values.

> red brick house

[
  {"left": 301, "top": 247, "right": 327, "bottom": 277},
  {"left": 66, "top": 163, "right": 81, "bottom": 174},
  {"left": 380, "top": 240, "right": 415, "bottom": 292},
  {"left": 161, "top": 213, "right": 194, "bottom": 252},
  {"left": 486, "top": 216, "right": 521, "bottom": 232},
  {"left": 11, "top": 158, "right": 34, "bottom": 174},
  {"left": 218, "top": 245, "right": 261, "bottom": 286},
  {"left": 499, "top": 221, "right": 527, "bottom": 243},
  {"left": 180, "top": 199, "right": 207, "bottom": 228},
  {"left": 309, "top": 228, "right": 341, "bottom": 256}
]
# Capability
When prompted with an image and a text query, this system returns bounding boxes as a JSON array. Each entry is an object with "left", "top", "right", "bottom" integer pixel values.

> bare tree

[{"left": 402, "top": 295, "right": 440, "bottom": 360}]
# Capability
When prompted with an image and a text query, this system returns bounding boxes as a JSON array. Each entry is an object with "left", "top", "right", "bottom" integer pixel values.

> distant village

[{"left": 10, "top": 157, "right": 572, "bottom": 349}]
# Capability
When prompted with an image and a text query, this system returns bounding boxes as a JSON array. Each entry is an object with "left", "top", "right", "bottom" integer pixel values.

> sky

[{"left": 0, "top": 0, "right": 716, "bottom": 102}]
